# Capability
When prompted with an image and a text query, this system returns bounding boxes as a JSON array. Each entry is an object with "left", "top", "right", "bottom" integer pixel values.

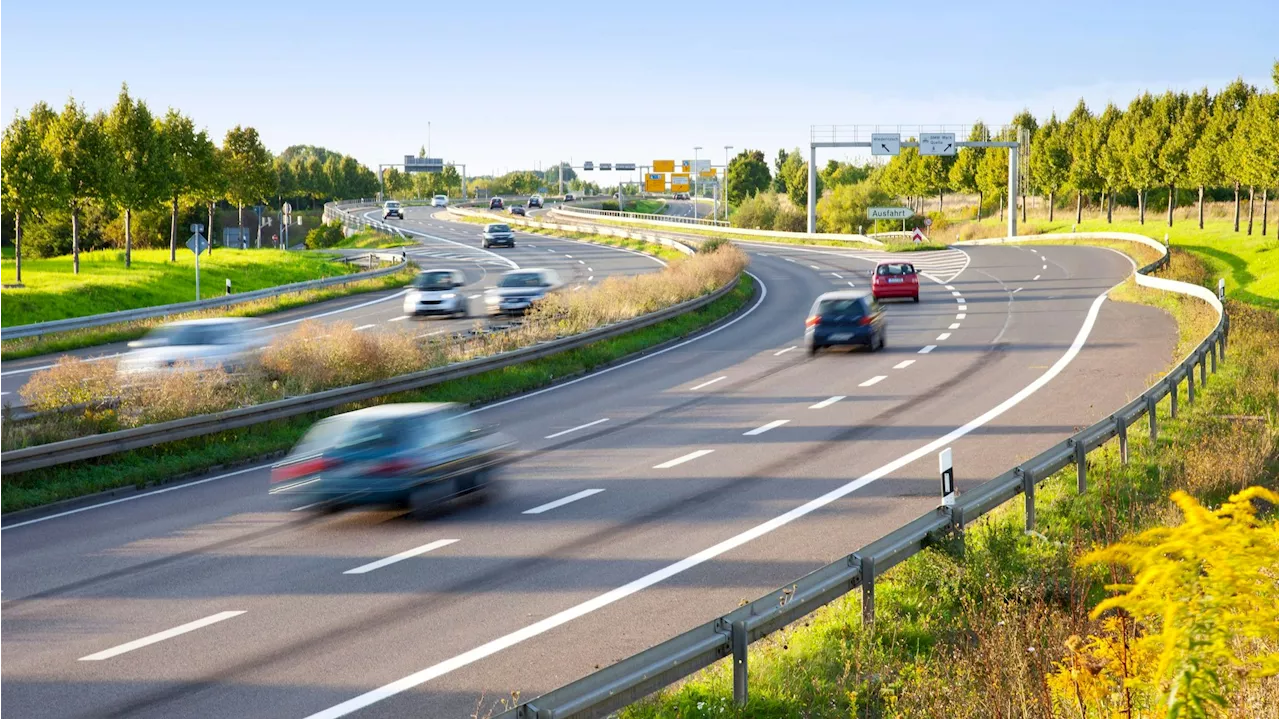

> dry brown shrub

[
  {"left": 19, "top": 355, "right": 119, "bottom": 412},
  {"left": 259, "top": 321, "right": 431, "bottom": 395}
]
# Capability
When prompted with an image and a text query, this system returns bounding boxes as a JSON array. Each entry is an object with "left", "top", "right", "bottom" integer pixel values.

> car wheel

[
  {"left": 482, "top": 241, "right": 490, "bottom": 248},
  {"left": 875, "top": 332, "right": 886, "bottom": 351},
  {"left": 808, "top": 344, "right": 820, "bottom": 356},
  {"left": 409, "top": 482, "right": 451, "bottom": 519},
  {"left": 913, "top": 294, "right": 920, "bottom": 303}
]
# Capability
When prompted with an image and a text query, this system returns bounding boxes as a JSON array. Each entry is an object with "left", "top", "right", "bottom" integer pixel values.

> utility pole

[{"left": 723, "top": 145, "right": 733, "bottom": 222}]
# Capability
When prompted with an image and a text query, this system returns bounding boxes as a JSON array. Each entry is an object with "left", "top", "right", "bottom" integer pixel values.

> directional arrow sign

[
  {"left": 870, "top": 133, "right": 901, "bottom": 156},
  {"left": 186, "top": 232, "right": 210, "bottom": 256},
  {"left": 868, "top": 207, "right": 914, "bottom": 220},
  {"left": 919, "top": 132, "right": 957, "bottom": 156}
]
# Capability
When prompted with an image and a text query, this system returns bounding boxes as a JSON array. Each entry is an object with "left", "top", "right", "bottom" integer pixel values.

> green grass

[
  {"left": 448, "top": 212, "right": 690, "bottom": 262},
  {"left": 626, "top": 199, "right": 667, "bottom": 214},
  {"left": 1, "top": 247, "right": 363, "bottom": 326},
  {"left": 329, "top": 229, "right": 412, "bottom": 249},
  {"left": 0, "top": 275, "right": 755, "bottom": 514},
  {"left": 622, "top": 248, "right": 1277, "bottom": 718},
  {"left": 0, "top": 266, "right": 417, "bottom": 361}
]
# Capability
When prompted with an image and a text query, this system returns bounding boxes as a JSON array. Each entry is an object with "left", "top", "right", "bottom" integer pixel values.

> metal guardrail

[
  {"left": 561, "top": 202, "right": 730, "bottom": 228},
  {"left": 0, "top": 273, "right": 741, "bottom": 475},
  {"left": 494, "top": 233, "right": 1228, "bottom": 719},
  {"left": 548, "top": 207, "right": 886, "bottom": 247},
  {"left": 1, "top": 244, "right": 408, "bottom": 341},
  {"left": 446, "top": 207, "right": 697, "bottom": 257}
]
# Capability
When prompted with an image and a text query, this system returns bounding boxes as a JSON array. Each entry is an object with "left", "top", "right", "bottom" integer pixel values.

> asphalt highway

[
  {"left": 0, "top": 236, "right": 1177, "bottom": 719},
  {"left": 0, "top": 206, "right": 660, "bottom": 408}
]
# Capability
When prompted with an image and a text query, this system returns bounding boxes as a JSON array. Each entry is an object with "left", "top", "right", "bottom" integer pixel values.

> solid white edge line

[
  {"left": 743, "top": 419, "right": 789, "bottom": 436},
  {"left": 774, "top": 346, "right": 797, "bottom": 356},
  {"left": 919, "top": 345, "right": 937, "bottom": 354},
  {"left": 343, "top": 539, "right": 459, "bottom": 575},
  {"left": 689, "top": 376, "right": 727, "bottom": 391},
  {"left": 353, "top": 324, "right": 376, "bottom": 332},
  {"left": 302, "top": 289, "right": 1117, "bottom": 719},
  {"left": 893, "top": 360, "right": 915, "bottom": 369},
  {"left": 79, "top": 611, "right": 246, "bottom": 661},
  {"left": 809, "top": 395, "right": 845, "bottom": 409},
  {"left": 522, "top": 489, "right": 605, "bottom": 515},
  {"left": 1, "top": 351, "right": 127, "bottom": 377},
  {"left": 544, "top": 418, "right": 610, "bottom": 439},
  {"left": 653, "top": 449, "right": 714, "bottom": 469},
  {"left": 388, "top": 316, "right": 408, "bottom": 322},
  {"left": 858, "top": 375, "right": 886, "bottom": 387}
]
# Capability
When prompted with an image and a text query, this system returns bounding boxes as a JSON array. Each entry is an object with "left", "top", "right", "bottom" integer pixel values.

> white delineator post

[{"left": 939, "top": 447, "right": 955, "bottom": 506}]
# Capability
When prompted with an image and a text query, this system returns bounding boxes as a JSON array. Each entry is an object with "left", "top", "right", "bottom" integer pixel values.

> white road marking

[
  {"left": 587, "top": 267, "right": 593, "bottom": 272},
  {"left": 919, "top": 345, "right": 937, "bottom": 354},
  {"left": 588, "top": 276, "right": 594, "bottom": 281},
  {"left": 810, "top": 396, "right": 845, "bottom": 409},
  {"left": 548, "top": 249, "right": 556, "bottom": 252},
  {"left": 774, "top": 346, "right": 797, "bottom": 356},
  {"left": 951, "top": 291, "right": 962, "bottom": 297},
  {"left": 528, "top": 244, "right": 537, "bottom": 247},
  {"left": 544, "top": 418, "right": 610, "bottom": 439},
  {"left": 268, "top": 477, "right": 321, "bottom": 494},
  {"left": 291, "top": 501, "right": 328, "bottom": 512},
  {"left": 578, "top": 260, "right": 585, "bottom": 264},
  {"left": 957, "top": 304, "right": 967, "bottom": 312},
  {"left": 783, "top": 257, "right": 796, "bottom": 263},
  {"left": 343, "top": 539, "right": 459, "bottom": 575},
  {"left": 653, "top": 449, "right": 714, "bottom": 469},
  {"left": 1, "top": 351, "right": 126, "bottom": 377},
  {"left": 956, "top": 313, "right": 966, "bottom": 319},
  {"left": 830, "top": 272, "right": 843, "bottom": 279},
  {"left": 388, "top": 316, "right": 408, "bottom": 322},
  {"left": 354, "top": 324, "right": 376, "bottom": 332},
  {"left": 944, "top": 285, "right": 955, "bottom": 290},
  {"left": 1039, "top": 255, "right": 1046, "bottom": 261},
  {"left": 937, "top": 332, "right": 952, "bottom": 340},
  {"left": 416, "top": 330, "right": 448, "bottom": 339},
  {"left": 1033, "top": 274, "right": 1041, "bottom": 281},
  {"left": 743, "top": 420, "right": 789, "bottom": 436},
  {"left": 468, "top": 294, "right": 481, "bottom": 299},
  {"left": 564, "top": 255, "right": 573, "bottom": 258},
  {"left": 79, "top": 611, "right": 246, "bottom": 661},
  {"left": 893, "top": 360, "right": 915, "bottom": 369},
  {"left": 949, "top": 323, "right": 961, "bottom": 329},
  {"left": 859, "top": 375, "right": 886, "bottom": 387},
  {"left": 954, "top": 297, "right": 964, "bottom": 304},
  {"left": 523, "top": 489, "right": 605, "bottom": 515},
  {"left": 810, "top": 265, "right": 821, "bottom": 270},
  {"left": 689, "top": 376, "right": 726, "bottom": 390},
  {"left": 847, "top": 281, "right": 856, "bottom": 287},
  {"left": 1043, "top": 264, "right": 1048, "bottom": 270},
  {"left": 1013, "top": 287, "right": 1023, "bottom": 294}
]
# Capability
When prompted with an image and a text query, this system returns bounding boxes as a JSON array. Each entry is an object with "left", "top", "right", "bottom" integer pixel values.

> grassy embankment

[
  {"left": 448, "top": 212, "right": 690, "bottom": 262},
  {"left": 2, "top": 245, "right": 753, "bottom": 513},
  {"left": 621, "top": 239, "right": 1277, "bottom": 718}
]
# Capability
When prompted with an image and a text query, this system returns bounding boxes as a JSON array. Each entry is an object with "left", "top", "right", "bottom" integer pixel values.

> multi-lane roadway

[{"left": 1, "top": 220, "right": 1177, "bottom": 719}]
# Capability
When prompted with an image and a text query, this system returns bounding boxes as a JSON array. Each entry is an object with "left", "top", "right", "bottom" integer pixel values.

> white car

[
  {"left": 403, "top": 269, "right": 467, "bottom": 318},
  {"left": 118, "top": 318, "right": 267, "bottom": 375},
  {"left": 432, "top": 195, "right": 448, "bottom": 208},
  {"left": 484, "top": 268, "right": 562, "bottom": 316},
  {"left": 384, "top": 200, "right": 403, "bottom": 219}
]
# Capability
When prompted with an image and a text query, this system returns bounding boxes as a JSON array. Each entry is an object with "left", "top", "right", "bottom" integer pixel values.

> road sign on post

[
  {"left": 868, "top": 207, "right": 913, "bottom": 220},
  {"left": 645, "top": 173, "right": 666, "bottom": 193},
  {"left": 911, "top": 228, "right": 926, "bottom": 243},
  {"left": 670, "top": 174, "right": 690, "bottom": 192},
  {"left": 186, "top": 226, "right": 209, "bottom": 300},
  {"left": 870, "top": 133, "right": 901, "bottom": 156},
  {"left": 653, "top": 160, "right": 674, "bottom": 173},
  {"left": 918, "top": 133, "right": 956, "bottom": 156}
]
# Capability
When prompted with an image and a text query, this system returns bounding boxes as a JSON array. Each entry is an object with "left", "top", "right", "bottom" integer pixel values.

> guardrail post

[
  {"left": 1021, "top": 467, "right": 1035, "bottom": 531},
  {"left": 731, "top": 620, "right": 749, "bottom": 706},
  {"left": 1147, "top": 395, "right": 1158, "bottom": 442},
  {"left": 1199, "top": 353, "right": 1207, "bottom": 387},
  {"left": 1170, "top": 379, "right": 1178, "bottom": 419},
  {"left": 1210, "top": 340, "right": 1218, "bottom": 373},
  {"left": 1115, "top": 416, "right": 1128, "bottom": 464},
  {"left": 1186, "top": 364, "right": 1196, "bottom": 405},
  {"left": 1074, "top": 439, "right": 1088, "bottom": 493},
  {"left": 859, "top": 554, "right": 875, "bottom": 629}
]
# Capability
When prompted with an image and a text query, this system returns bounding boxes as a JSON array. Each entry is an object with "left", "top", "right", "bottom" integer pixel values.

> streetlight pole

[
  {"left": 693, "top": 146, "right": 702, "bottom": 220},
  {"left": 723, "top": 145, "right": 733, "bottom": 222}
]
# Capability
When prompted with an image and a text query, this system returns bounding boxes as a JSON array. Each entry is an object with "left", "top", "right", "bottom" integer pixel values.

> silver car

[
  {"left": 482, "top": 223, "right": 515, "bottom": 248},
  {"left": 403, "top": 269, "right": 467, "bottom": 318},
  {"left": 118, "top": 317, "right": 267, "bottom": 375},
  {"left": 484, "top": 268, "right": 562, "bottom": 316}
]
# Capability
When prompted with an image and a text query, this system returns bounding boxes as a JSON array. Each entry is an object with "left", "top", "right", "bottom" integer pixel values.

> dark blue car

[
  {"left": 804, "top": 290, "right": 886, "bottom": 355},
  {"left": 271, "top": 403, "right": 513, "bottom": 516}
]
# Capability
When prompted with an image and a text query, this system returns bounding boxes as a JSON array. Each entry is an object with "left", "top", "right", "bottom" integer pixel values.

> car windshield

[
  {"left": 385, "top": 202, "right": 399, "bottom": 208},
  {"left": 144, "top": 323, "right": 231, "bottom": 346},
  {"left": 876, "top": 264, "right": 915, "bottom": 276},
  {"left": 499, "top": 272, "right": 545, "bottom": 288},
  {"left": 413, "top": 272, "right": 456, "bottom": 290},
  {"left": 434, "top": 195, "right": 446, "bottom": 200},
  {"left": 294, "top": 414, "right": 412, "bottom": 456},
  {"left": 487, "top": 224, "right": 511, "bottom": 232},
  {"left": 816, "top": 298, "right": 866, "bottom": 318}
]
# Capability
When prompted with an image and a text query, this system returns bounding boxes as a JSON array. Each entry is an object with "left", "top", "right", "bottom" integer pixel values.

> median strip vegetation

[
  {"left": 2, "top": 245, "right": 750, "bottom": 513},
  {"left": 621, "top": 246, "right": 1277, "bottom": 719}
]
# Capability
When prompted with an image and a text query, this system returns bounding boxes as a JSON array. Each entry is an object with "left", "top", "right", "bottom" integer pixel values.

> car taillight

[
  {"left": 272, "top": 457, "right": 335, "bottom": 483},
  {"left": 371, "top": 459, "right": 414, "bottom": 475},
  {"left": 806, "top": 315, "right": 822, "bottom": 327},
  {"left": 908, "top": 274, "right": 918, "bottom": 283},
  {"left": 858, "top": 316, "right": 873, "bottom": 325}
]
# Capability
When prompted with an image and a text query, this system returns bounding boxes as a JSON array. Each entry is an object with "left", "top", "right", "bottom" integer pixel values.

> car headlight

[
  {"left": 485, "top": 295, "right": 500, "bottom": 305},
  {"left": 441, "top": 293, "right": 457, "bottom": 299}
]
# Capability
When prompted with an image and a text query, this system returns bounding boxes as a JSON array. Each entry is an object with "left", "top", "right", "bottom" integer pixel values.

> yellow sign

[
  {"left": 670, "top": 173, "right": 690, "bottom": 192},
  {"left": 653, "top": 160, "right": 674, "bottom": 173},
  {"left": 644, "top": 173, "right": 666, "bottom": 193},
  {"left": 680, "top": 161, "right": 691, "bottom": 173},
  {"left": 699, "top": 168, "right": 717, "bottom": 178}
]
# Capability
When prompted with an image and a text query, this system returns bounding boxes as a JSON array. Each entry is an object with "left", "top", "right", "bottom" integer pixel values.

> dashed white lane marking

[
  {"left": 810, "top": 395, "right": 845, "bottom": 409},
  {"left": 416, "top": 330, "right": 447, "bottom": 339},
  {"left": 587, "top": 267, "right": 593, "bottom": 272},
  {"left": 774, "top": 346, "right": 797, "bottom": 356},
  {"left": 936, "top": 332, "right": 952, "bottom": 341},
  {"left": 79, "top": 611, "right": 246, "bottom": 661},
  {"left": 1039, "top": 255, "right": 1046, "bottom": 261},
  {"left": 810, "top": 265, "right": 821, "bottom": 270},
  {"left": 1042, "top": 264, "right": 1048, "bottom": 270},
  {"left": 565, "top": 255, "right": 573, "bottom": 258},
  {"left": 528, "top": 244, "right": 537, "bottom": 247},
  {"left": 1033, "top": 274, "right": 1041, "bottom": 281},
  {"left": 957, "top": 304, "right": 967, "bottom": 312},
  {"left": 654, "top": 449, "right": 715, "bottom": 469},
  {"left": 544, "top": 418, "right": 610, "bottom": 439},
  {"left": 956, "top": 313, "right": 966, "bottom": 319},
  {"left": 893, "top": 360, "right": 915, "bottom": 369},
  {"left": 949, "top": 323, "right": 961, "bottom": 329},
  {"left": 689, "top": 376, "right": 727, "bottom": 390},
  {"left": 847, "top": 281, "right": 856, "bottom": 287},
  {"left": 588, "top": 276, "right": 594, "bottom": 281},
  {"left": 578, "top": 260, "right": 585, "bottom": 264},
  {"left": 944, "top": 285, "right": 955, "bottom": 290},
  {"left": 1013, "top": 288, "right": 1023, "bottom": 294},
  {"left": 291, "top": 501, "right": 329, "bottom": 512},
  {"left": 783, "top": 257, "right": 796, "bottom": 263},
  {"left": 830, "top": 272, "right": 843, "bottom": 279},
  {"left": 743, "top": 420, "right": 789, "bottom": 436},
  {"left": 354, "top": 324, "right": 376, "bottom": 331},
  {"left": 468, "top": 294, "right": 481, "bottom": 299},
  {"left": 388, "top": 316, "right": 408, "bottom": 322},
  {"left": 547, "top": 249, "right": 556, "bottom": 253},
  {"left": 344, "top": 539, "right": 459, "bottom": 575},
  {"left": 859, "top": 375, "right": 886, "bottom": 387},
  {"left": 951, "top": 291, "right": 962, "bottom": 297},
  {"left": 919, "top": 345, "right": 937, "bottom": 354},
  {"left": 523, "top": 489, "right": 605, "bottom": 515}
]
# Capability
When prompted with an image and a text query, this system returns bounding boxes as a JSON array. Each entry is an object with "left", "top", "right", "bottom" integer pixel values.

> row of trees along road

[{"left": 1, "top": 83, "right": 379, "bottom": 283}]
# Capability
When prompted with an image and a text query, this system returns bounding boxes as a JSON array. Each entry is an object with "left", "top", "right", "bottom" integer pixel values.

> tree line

[{"left": 1, "top": 83, "right": 379, "bottom": 282}]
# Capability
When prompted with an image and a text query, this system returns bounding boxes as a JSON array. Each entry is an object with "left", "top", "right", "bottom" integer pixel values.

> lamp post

[
  {"left": 723, "top": 145, "right": 733, "bottom": 222},
  {"left": 693, "top": 146, "right": 702, "bottom": 220}
]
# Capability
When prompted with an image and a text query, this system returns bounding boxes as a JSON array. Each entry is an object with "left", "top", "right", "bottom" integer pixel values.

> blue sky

[{"left": 4, "top": 0, "right": 1276, "bottom": 180}]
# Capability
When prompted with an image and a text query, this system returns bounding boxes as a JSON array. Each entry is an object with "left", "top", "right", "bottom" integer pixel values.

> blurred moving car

[
  {"left": 674, "top": 192, "right": 690, "bottom": 200},
  {"left": 804, "top": 290, "right": 886, "bottom": 355},
  {"left": 489, "top": 197, "right": 505, "bottom": 210},
  {"left": 510, "top": 205, "right": 526, "bottom": 216},
  {"left": 270, "top": 403, "right": 513, "bottom": 516},
  {"left": 482, "top": 222, "right": 515, "bottom": 248},
  {"left": 383, "top": 200, "right": 403, "bottom": 219},
  {"left": 528, "top": 195, "right": 543, "bottom": 208},
  {"left": 563, "top": 192, "right": 575, "bottom": 202},
  {"left": 403, "top": 269, "right": 467, "bottom": 318},
  {"left": 871, "top": 261, "right": 920, "bottom": 302},
  {"left": 118, "top": 317, "right": 267, "bottom": 374},
  {"left": 484, "top": 268, "right": 562, "bottom": 315},
  {"left": 432, "top": 195, "right": 449, "bottom": 207}
]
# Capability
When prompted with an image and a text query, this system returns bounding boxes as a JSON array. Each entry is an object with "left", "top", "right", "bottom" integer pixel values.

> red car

[{"left": 871, "top": 262, "right": 919, "bottom": 302}]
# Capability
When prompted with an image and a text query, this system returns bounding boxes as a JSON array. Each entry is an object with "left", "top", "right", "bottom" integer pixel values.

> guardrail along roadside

[{"left": 492, "top": 232, "right": 1230, "bottom": 719}]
